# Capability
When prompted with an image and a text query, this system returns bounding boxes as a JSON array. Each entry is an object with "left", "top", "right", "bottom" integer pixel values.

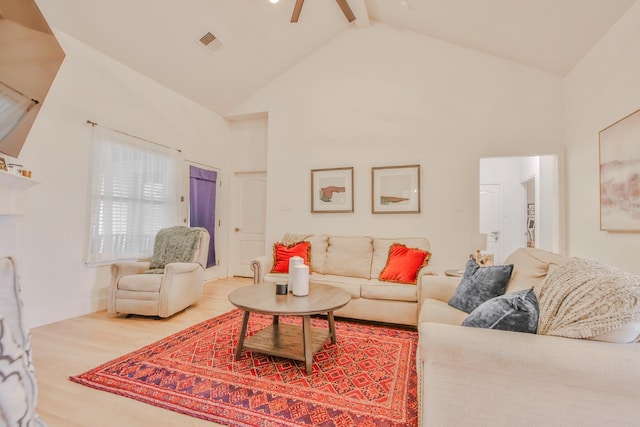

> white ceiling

[{"left": 36, "top": 0, "right": 636, "bottom": 116}]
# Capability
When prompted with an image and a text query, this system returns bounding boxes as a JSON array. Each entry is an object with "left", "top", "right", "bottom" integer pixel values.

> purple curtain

[{"left": 189, "top": 166, "right": 217, "bottom": 268}]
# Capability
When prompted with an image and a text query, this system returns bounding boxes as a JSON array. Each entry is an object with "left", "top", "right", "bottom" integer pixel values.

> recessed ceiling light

[{"left": 269, "top": 0, "right": 280, "bottom": 4}]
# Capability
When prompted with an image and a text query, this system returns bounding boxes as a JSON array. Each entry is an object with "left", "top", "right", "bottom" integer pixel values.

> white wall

[
  {"left": 228, "top": 114, "right": 268, "bottom": 173},
  {"left": 5, "top": 30, "right": 232, "bottom": 328},
  {"left": 230, "top": 22, "right": 565, "bottom": 273},
  {"left": 564, "top": 0, "right": 640, "bottom": 274}
]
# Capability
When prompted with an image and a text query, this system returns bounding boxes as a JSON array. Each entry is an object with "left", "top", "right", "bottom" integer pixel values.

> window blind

[{"left": 86, "top": 125, "right": 179, "bottom": 264}]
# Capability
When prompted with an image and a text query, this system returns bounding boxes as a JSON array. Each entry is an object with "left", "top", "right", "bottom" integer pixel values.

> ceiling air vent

[{"left": 198, "top": 31, "right": 222, "bottom": 52}]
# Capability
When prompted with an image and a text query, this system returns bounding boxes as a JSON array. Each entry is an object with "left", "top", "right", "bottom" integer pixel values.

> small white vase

[
  {"left": 291, "top": 264, "right": 309, "bottom": 296},
  {"left": 288, "top": 256, "right": 304, "bottom": 288}
]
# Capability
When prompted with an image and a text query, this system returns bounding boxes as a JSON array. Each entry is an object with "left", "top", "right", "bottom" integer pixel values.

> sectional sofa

[{"left": 417, "top": 247, "right": 640, "bottom": 426}]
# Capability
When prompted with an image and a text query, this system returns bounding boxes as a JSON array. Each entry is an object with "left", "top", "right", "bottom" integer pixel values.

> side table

[{"left": 444, "top": 269, "right": 465, "bottom": 277}]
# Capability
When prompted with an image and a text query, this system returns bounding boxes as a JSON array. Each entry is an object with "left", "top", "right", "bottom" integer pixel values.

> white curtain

[
  {"left": 86, "top": 126, "right": 179, "bottom": 264},
  {"left": 0, "top": 81, "right": 34, "bottom": 140}
]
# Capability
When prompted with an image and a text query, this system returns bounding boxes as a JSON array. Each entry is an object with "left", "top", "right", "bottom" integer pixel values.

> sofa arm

[
  {"left": 418, "top": 322, "right": 640, "bottom": 426},
  {"left": 163, "top": 262, "right": 201, "bottom": 275},
  {"left": 111, "top": 260, "right": 151, "bottom": 279},
  {"left": 107, "top": 261, "right": 151, "bottom": 313},
  {"left": 417, "top": 274, "right": 460, "bottom": 310},
  {"left": 250, "top": 255, "right": 272, "bottom": 284},
  {"left": 159, "top": 263, "right": 205, "bottom": 317}
]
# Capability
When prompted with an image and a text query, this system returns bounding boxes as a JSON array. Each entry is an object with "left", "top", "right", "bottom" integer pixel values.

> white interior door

[
  {"left": 230, "top": 172, "right": 266, "bottom": 277},
  {"left": 479, "top": 184, "right": 503, "bottom": 263}
]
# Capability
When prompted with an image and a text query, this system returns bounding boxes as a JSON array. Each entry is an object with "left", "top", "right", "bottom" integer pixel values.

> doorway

[
  {"left": 479, "top": 155, "right": 559, "bottom": 263},
  {"left": 479, "top": 184, "right": 503, "bottom": 263},
  {"left": 523, "top": 178, "right": 535, "bottom": 248}
]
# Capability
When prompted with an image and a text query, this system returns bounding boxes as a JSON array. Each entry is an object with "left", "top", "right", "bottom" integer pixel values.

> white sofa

[
  {"left": 417, "top": 247, "right": 640, "bottom": 427},
  {"left": 250, "top": 234, "right": 433, "bottom": 326}
]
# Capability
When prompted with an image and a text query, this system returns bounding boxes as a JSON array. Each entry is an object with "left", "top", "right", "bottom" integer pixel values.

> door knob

[{"left": 234, "top": 227, "right": 241, "bottom": 232}]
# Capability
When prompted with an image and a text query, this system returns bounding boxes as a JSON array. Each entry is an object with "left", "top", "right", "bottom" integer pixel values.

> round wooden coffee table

[{"left": 228, "top": 282, "right": 350, "bottom": 374}]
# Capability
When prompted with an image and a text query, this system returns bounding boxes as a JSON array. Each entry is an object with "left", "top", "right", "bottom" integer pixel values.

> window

[
  {"left": 0, "top": 81, "right": 35, "bottom": 140},
  {"left": 86, "top": 126, "right": 179, "bottom": 264}
]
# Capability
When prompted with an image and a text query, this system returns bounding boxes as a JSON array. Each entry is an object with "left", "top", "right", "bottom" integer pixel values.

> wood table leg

[
  {"left": 302, "top": 315, "right": 313, "bottom": 375},
  {"left": 235, "top": 311, "right": 251, "bottom": 360},
  {"left": 327, "top": 311, "right": 337, "bottom": 344}
]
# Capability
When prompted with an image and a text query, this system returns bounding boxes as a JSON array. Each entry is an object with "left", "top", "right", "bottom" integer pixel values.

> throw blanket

[
  {"left": 145, "top": 226, "right": 205, "bottom": 274},
  {"left": 536, "top": 258, "right": 640, "bottom": 338}
]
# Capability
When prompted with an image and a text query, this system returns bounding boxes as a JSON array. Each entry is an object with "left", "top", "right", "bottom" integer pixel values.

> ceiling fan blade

[
  {"left": 291, "top": 0, "right": 304, "bottom": 23},
  {"left": 336, "top": 0, "right": 356, "bottom": 23}
]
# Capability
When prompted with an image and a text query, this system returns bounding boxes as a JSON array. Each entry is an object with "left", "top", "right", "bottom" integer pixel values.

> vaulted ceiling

[{"left": 36, "top": 0, "right": 636, "bottom": 116}]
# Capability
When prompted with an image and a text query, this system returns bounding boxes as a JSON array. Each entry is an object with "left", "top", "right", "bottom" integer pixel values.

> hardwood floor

[{"left": 31, "top": 277, "right": 253, "bottom": 427}]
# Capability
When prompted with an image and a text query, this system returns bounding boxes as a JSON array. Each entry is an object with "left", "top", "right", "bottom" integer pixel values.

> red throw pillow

[
  {"left": 379, "top": 243, "right": 431, "bottom": 284},
  {"left": 270, "top": 241, "right": 311, "bottom": 273}
]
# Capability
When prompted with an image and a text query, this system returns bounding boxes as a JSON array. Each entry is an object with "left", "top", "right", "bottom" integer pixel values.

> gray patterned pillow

[
  {"left": 448, "top": 259, "right": 513, "bottom": 313},
  {"left": 0, "top": 257, "right": 46, "bottom": 426},
  {"left": 462, "top": 288, "right": 539, "bottom": 333}
]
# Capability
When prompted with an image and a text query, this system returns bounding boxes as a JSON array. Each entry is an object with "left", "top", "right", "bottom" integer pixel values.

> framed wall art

[
  {"left": 371, "top": 164, "right": 420, "bottom": 214},
  {"left": 311, "top": 167, "right": 354, "bottom": 213},
  {"left": 599, "top": 108, "right": 640, "bottom": 231}
]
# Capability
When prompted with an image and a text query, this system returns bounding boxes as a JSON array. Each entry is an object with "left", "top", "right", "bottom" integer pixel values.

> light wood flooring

[{"left": 31, "top": 276, "right": 253, "bottom": 427}]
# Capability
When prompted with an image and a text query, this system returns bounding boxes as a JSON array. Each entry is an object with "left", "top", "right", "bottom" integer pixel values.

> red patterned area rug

[{"left": 70, "top": 309, "right": 418, "bottom": 426}]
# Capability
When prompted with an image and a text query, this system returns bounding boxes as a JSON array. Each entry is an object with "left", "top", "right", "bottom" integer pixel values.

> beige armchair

[{"left": 107, "top": 226, "right": 210, "bottom": 318}]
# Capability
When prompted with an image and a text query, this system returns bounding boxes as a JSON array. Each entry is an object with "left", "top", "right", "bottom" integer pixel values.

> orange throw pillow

[
  {"left": 270, "top": 241, "right": 311, "bottom": 273},
  {"left": 379, "top": 243, "right": 431, "bottom": 284}
]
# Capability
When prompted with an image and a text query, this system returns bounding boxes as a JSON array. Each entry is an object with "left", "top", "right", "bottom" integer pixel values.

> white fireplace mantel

[{"left": 0, "top": 170, "right": 39, "bottom": 216}]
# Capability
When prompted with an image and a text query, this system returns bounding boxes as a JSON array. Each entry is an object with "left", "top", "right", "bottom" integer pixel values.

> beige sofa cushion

[
  {"left": 370, "top": 237, "right": 431, "bottom": 279},
  {"left": 504, "top": 247, "right": 570, "bottom": 293},
  {"left": 118, "top": 274, "right": 162, "bottom": 292},
  {"left": 418, "top": 298, "right": 468, "bottom": 325},
  {"left": 361, "top": 281, "right": 417, "bottom": 302},
  {"left": 307, "top": 274, "right": 362, "bottom": 298},
  {"left": 323, "top": 236, "right": 373, "bottom": 279},
  {"left": 307, "top": 234, "right": 329, "bottom": 273}
]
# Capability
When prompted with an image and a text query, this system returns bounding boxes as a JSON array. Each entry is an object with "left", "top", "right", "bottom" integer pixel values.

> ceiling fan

[{"left": 291, "top": 0, "right": 356, "bottom": 23}]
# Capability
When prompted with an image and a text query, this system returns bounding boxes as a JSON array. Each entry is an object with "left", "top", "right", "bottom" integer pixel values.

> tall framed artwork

[
  {"left": 599, "top": 108, "right": 640, "bottom": 231},
  {"left": 310, "top": 167, "right": 354, "bottom": 213},
  {"left": 371, "top": 164, "right": 420, "bottom": 214}
]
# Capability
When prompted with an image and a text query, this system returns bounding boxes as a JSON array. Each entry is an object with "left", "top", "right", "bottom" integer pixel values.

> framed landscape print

[
  {"left": 600, "top": 108, "right": 640, "bottom": 231},
  {"left": 311, "top": 167, "right": 354, "bottom": 213},
  {"left": 371, "top": 164, "right": 420, "bottom": 214}
]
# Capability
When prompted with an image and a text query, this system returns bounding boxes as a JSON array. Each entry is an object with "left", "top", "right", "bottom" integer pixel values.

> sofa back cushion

[
  {"left": 306, "top": 234, "right": 328, "bottom": 273},
  {"left": 504, "top": 247, "right": 570, "bottom": 293},
  {"left": 323, "top": 236, "right": 373, "bottom": 279},
  {"left": 371, "top": 237, "right": 430, "bottom": 279}
]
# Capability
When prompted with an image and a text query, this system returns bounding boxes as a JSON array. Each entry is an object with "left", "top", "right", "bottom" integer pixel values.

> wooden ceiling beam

[
  {"left": 291, "top": 0, "right": 304, "bottom": 23},
  {"left": 336, "top": 0, "right": 356, "bottom": 23}
]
